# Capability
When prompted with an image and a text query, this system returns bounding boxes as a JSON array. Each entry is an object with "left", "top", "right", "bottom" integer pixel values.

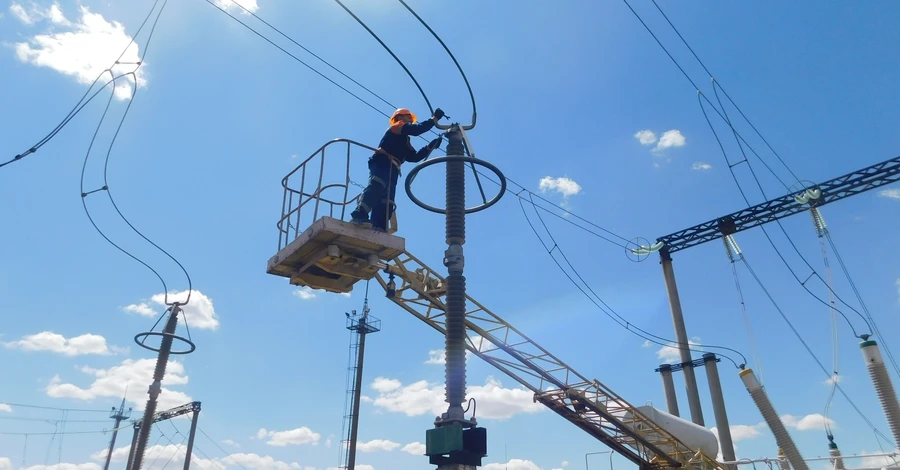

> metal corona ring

[{"left": 404, "top": 155, "right": 507, "bottom": 214}]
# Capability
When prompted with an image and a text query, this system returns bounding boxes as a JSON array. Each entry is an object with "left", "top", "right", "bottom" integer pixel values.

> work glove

[
  {"left": 433, "top": 108, "right": 445, "bottom": 121},
  {"left": 427, "top": 137, "right": 442, "bottom": 150}
]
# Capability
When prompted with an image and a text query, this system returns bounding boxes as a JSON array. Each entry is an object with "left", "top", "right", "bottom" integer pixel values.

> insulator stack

[{"left": 739, "top": 369, "right": 809, "bottom": 470}]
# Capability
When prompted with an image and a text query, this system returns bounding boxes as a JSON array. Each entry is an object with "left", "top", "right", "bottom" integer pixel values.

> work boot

[{"left": 350, "top": 210, "right": 373, "bottom": 228}]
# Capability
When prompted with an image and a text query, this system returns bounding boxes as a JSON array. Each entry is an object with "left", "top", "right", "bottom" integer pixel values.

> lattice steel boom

[
  {"left": 375, "top": 251, "right": 724, "bottom": 470},
  {"left": 656, "top": 155, "right": 900, "bottom": 253}
]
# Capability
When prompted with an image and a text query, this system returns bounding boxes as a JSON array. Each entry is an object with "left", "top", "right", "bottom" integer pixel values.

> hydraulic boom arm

[{"left": 376, "top": 250, "right": 724, "bottom": 470}]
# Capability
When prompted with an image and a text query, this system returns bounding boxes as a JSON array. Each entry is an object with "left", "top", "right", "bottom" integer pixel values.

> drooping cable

[
  {"left": 397, "top": 0, "right": 477, "bottom": 127},
  {"left": 331, "top": 0, "right": 433, "bottom": 115},
  {"left": 813, "top": 213, "right": 840, "bottom": 440},
  {"left": 648, "top": 0, "right": 802, "bottom": 185},
  {"left": 699, "top": 93, "right": 872, "bottom": 338},
  {"left": 521, "top": 194, "right": 747, "bottom": 369},
  {"left": 736, "top": 252, "right": 894, "bottom": 446},
  {"left": 724, "top": 236, "right": 764, "bottom": 383},
  {"left": 2, "top": 0, "right": 164, "bottom": 170},
  {"left": 79, "top": 0, "right": 191, "bottom": 306}
]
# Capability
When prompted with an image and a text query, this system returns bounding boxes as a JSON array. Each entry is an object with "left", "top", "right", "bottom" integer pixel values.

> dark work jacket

[{"left": 369, "top": 118, "right": 436, "bottom": 175}]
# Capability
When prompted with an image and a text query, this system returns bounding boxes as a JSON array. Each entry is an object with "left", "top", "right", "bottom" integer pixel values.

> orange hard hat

[{"left": 390, "top": 108, "right": 417, "bottom": 124}]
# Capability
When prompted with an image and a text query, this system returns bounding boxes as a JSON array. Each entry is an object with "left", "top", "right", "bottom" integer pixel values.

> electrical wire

[
  {"left": 521, "top": 193, "right": 747, "bottom": 369},
  {"left": 647, "top": 0, "right": 801, "bottom": 184},
  {"left": 0, "top": 402, "right": 113, "bottom": 413},
  {"left": 78, "top": 0, "right": 193, "bottom": 307},
  {"left": 699, "top": 94, "right": 872, "bottom": 338},
  {"left": 332, "top": 0, "right": 433, "bottom": 115},
  {"left": 727, "top": 250, "right": 764, "bottom": 383},
  {"left": 197, "top": 426, "right": 250, "bottom": 470},
  {"left": 2, "top": 0, "right": 165, "bottom": 170},
  {"left": 735, "top": 252, "right": 894, "bottom": 446},
  {"left": 397, "top": 0, "right": 477, "bottom": 126}
]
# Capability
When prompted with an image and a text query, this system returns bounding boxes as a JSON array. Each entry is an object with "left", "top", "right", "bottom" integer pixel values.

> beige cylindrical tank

[{"left": 626, "top": 405, "right": 719, "bottom": 458}]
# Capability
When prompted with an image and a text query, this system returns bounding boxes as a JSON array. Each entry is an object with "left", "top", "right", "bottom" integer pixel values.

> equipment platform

[{"left": 267, "top": 217, "right": 405, "bottom": 294}]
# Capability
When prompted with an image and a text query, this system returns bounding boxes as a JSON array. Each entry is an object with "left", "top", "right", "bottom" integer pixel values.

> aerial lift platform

[{"left": 267, "top": 137, "right": 726, "bottom": 470}]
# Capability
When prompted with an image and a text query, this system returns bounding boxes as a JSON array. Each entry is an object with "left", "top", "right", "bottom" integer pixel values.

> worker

[{"left": 350, "top": 107, "right": 445, "bottom": 232}]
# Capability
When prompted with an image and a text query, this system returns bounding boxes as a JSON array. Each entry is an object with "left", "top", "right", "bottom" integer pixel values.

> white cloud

[
  {"left": 692, "top": 161, "right": 712, "bottom": 171},
  {"left": 484, "top": 459, "right": 541, "bottom": 470},
  {"left": 641, "top": 340, "right": 651, "bottom": 348},
  {"left": 634, "top": 130, "right": 657, "bottom": 145},
  {"left": 222, "top": 439, "right": 241, "bottom": 448},
  {"left": 23, "top": 464, "right": 100, "bottom": 470},
  {"left": 655, "top": 130, "right": 686, "bottom": 152},
  {"left": 425, "top": 349, "right": 445, "bottom": 364},
  {"left": 14, "top": 5, "right": 146, "bottom": 100},
  {"left": 96, "top": 442, "right": 302, "bottom": 470},
  {"left": 293, "top": 287, "right": 317, "bottom": 300},
  {"left": 0, "top": 404, "right": 11, "bottom": 412},
  {"left": 0, "top": 458, "right": 10, "bottom": 470},
  {"left": 3, "top": 331, "right": 120, "bottom": 356},
  {"left": 401, "top": 442, "right": 425, "bottom": 455},
  {"left": 538, "top": 176, "right": 582, "bottom": 198},
  {"left": 561, "top": 461, "right": 569, "bottom": 468},
  {"left": 860, "top": 450, "right": 900, "bottom": 468},
  {"left": 257, "top": 427, "right": 321, "bottom": 446},
  {"left": 45, "top": 358, "right": 191, "bottom": 411},
  {"left": 124, "top": 302, "right": 156, "bottom": 317},
  {"left": 213, "top": 0, "right": 260, "bottom": 14},
  {"left": 370, "top": 376, "right": 544, "bottom": 420},
  {"left": 712, "top": 424, "right": 765, "bottom": 443},
  {"left": 656, "top": 337, "right": 702, "bottom": 363},
  {"left": 357, "top": 439, "right": 401, "bottom": 452},
  {"left": 878, "top": 189, "right": 900, "bottom": 200},
  {"left": 781, "top": 413, "right": 835, "bottom": 431},
  {"left": 149, "top": 290, "right": 220, "bottom": 330}
]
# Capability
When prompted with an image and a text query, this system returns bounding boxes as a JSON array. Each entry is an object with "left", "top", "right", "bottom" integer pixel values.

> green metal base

[{"left": 425, "top": 424, "right": 487, "bottom": 467}]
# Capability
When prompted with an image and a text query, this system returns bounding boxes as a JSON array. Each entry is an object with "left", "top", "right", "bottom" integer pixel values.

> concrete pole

[
  {"left": 183, "top": 406, "right": 200, "bottom": 470},
  {"left": 703, "top": 353, "right": 736, "bottom": 466},
  {"left": 659, "top": 249, "right": 704, "bottom": 426},
  {"left": 347, "top": 317, "right": 370, "bottom": 470},
  {"left": 739, "top": 369, "right": 808, "bottom": 470},
  {"left": 659, "top": 364, "right": 680, "bottom": 417},
  {"left": 861, "top": 340, "right": 900, "bottom": 446},
  {"left": 125, "top": 423, "right": 140, "bottom": 470}
]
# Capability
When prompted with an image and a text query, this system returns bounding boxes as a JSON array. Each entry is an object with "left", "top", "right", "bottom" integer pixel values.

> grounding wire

[
  {"left": 79, "top": 0, "right": 190, "bottom": 307},
  {"left": 737, "top": 252, "right": 895, "bottom": 446},
  {"left": 521, "top": 194, "right": 747, "bottom": 369},
  {"left": 2, "top": 0, "right": 164, "bottom": 170},
  {"left": 699, "top": 93, "right": 870, "bottom": 338},
  {"left": 649, "top": 0, "right": 802, "bottom": 184},
  {"left": 331, "top": 0, "right": 433, "bottom": 115}
]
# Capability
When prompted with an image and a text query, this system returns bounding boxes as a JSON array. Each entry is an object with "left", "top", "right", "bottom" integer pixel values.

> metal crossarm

[
  {"left": 376, "top": 251, "right": 725, "bottom": 470},
  {"left": 656, "top": 155, "right": 900, "bottom": 254}
]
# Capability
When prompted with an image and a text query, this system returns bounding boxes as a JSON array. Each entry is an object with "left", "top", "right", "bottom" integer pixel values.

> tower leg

[
  {"left": 659, "top": 249, "right": 704, "bottom": 426},
  {"left": 183, "top": 405, "right": 200, "bottom": 470},
  {"left": 703, "top": 353, "right": 736, "bottom": 466},
  {"left": 658, "top": 364, "right": 680, "bottom": 417}
]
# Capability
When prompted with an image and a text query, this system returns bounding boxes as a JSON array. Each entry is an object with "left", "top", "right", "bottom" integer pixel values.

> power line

[
  {"left": 0, "top": 402, "right": 113, "bottom": 413},
  {"left": 2, "top": 0, "right": 166, "bottom": 170},
  {"left": 520, "top": 194, "right": 747, "bottom": 369}
]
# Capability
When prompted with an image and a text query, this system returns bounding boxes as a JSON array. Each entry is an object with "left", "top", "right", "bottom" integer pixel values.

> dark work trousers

[{"left": 352, "top": 160, "right": 398, "bottom": 230}]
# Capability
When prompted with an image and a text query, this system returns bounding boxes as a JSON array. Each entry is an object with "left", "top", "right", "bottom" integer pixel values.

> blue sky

[{"left": 1, "top": 1, "right": 899, "bottom": 470}]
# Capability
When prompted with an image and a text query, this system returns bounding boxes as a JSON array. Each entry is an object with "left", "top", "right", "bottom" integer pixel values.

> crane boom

[
  {"left": 657, "top": 155, "right": 900, "bottom": 253},
  {"left": 376, "top": 250, "right": 723, "bottom": 470}
]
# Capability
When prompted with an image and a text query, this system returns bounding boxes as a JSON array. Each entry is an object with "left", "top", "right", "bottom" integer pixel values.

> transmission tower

[
  {"left": 104, "top": 396, "right": 133, "bottom": 470},
  {"left": 339, "top": 294, "right": 381, "bottom": 470}
]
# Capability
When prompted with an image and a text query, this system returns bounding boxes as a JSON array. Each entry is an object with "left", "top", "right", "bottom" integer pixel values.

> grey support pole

[
  {"left": 183, "top": 403, "right": 200, "bottom": 470},
  {"left": 658, "top": 364, "right": 680, "bottom": 417},
  {"left": 347, "top": 316, "right": 370, "bottom": 470},
  {"left": 659, "top": 249, "right": 704, "bottom": 426},
  {"left": 703, "top": 353, "right": 736, "bottom": 465},
  {"left": 125, "top": 422, "right": 140, "bottom": 470},
  {"left": 739, "top": 368, "right": 808, "bottom": 470},
  {"left": 860, "top": 339, "right": 900, "bottom": 446}
]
